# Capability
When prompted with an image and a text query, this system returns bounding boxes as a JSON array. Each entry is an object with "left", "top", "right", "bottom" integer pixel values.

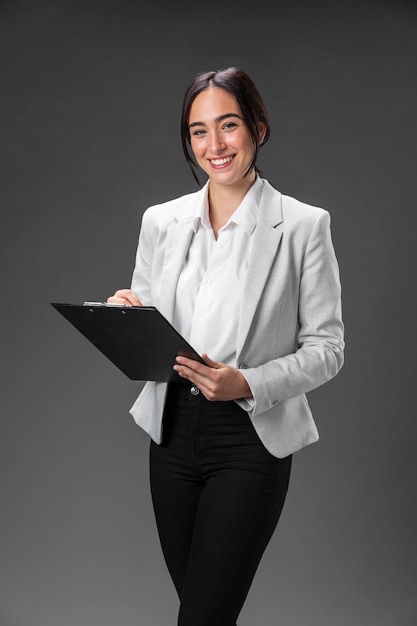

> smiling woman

[
  {"left": 187, "top": 87, "right": 265, "bottom": 213},
  {"left": 182, "top": 67, "right": 270, "bottom": 184},
  {"left": 107, "top": 67, "right": 344, "bottom": 626}
]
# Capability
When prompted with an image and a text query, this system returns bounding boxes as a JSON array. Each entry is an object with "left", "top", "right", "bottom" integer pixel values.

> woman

[{"left": 108, "top": 67, "right": 344, "bottom": 626}]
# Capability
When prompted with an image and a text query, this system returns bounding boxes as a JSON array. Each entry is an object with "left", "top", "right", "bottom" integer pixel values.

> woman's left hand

[{"left": 173, "top": 353, "right": 253, "bottom": 402}]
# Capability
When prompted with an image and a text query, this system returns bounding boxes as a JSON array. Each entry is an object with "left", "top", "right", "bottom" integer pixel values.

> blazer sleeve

[
  {"left": 241, "top": 210, "right": 344, "bottom": 417},
  {"left": 130, "top": 209, "right": 153, "bottom": 305}
]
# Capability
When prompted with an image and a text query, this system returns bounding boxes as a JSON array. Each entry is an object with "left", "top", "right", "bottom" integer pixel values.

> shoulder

[
  {"left": 261, "top": 179, "right": 330, "bottom": 231},
  {"left": 283, "top": 193, "right": 328, "bottom": 221},
  {"left": 142, "top": 185, "right": 206, "bottom": 228}
]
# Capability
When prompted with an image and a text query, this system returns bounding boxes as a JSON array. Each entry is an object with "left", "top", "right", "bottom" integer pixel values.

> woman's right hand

[{"left": 107, "top": 289, "right": 143, "bottom": 307}]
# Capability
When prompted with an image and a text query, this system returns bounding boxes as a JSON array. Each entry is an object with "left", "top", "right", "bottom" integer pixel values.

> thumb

[{"left": 201, "top": 353, "right": 222, "bottom": 369}]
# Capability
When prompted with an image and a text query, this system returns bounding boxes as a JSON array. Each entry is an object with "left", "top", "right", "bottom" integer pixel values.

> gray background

[{"left": 1, "top": 1, "right": 416, "bottom": 625}]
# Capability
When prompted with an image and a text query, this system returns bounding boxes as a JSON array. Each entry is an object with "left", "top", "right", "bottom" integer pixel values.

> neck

[{"left": 208, "top": 173, "right": 256, "bottom": 232}]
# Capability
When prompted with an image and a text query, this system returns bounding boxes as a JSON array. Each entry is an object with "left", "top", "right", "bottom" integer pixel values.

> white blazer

[{"left": 129, "top": 179, "right": 344, "bottom": 458}]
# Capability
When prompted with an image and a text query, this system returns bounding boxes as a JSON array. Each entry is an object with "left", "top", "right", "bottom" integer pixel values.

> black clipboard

[{"left": 51, "top": 302, "right": 204, "bottom": 382}]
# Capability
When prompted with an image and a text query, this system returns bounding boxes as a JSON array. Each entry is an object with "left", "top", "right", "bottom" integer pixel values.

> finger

[
  {"left": 175, "top": 356, "right": 211, "bottom": 377},
  {"left": 115, "top": 289, "right": 142, "bottom": 306},
  {"left": 108, "top": 289, "right": 142, "bottom": 306},
  {"left": 174, "top": 364, "right": 219, "bottom": 394},
  {"left": 175, "top": 355, "right": 219, "bottom": 371},
  {"left": 173, "top": 360, "right": 205, "bottom": 384}
]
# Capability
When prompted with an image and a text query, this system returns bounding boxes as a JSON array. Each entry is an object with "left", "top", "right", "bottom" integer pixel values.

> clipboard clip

[{"left": 83, "top": 301, "right": 126, "bottom": 307}]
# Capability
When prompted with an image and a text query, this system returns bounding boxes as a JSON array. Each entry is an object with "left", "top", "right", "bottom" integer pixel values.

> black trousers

[{"left": 149, "top": 383, "right": 292, "bottom": 626}]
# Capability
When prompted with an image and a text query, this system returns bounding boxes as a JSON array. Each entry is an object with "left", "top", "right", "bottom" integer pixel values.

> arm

[
  {"left": 107, "top": 210, "right": 152, "bottom": 306},
  {"left": 241, "top": 210, "right": 344, "bottom": 416}
]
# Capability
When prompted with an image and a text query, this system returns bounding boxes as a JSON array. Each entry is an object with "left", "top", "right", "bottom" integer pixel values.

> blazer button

[{"left": 190, "top": 386, "right": 200, "bottom": 396}]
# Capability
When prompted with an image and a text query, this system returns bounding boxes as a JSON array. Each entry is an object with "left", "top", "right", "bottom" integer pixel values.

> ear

[{"left": 258, "top": 122, "right": 267, "bottom": 145}]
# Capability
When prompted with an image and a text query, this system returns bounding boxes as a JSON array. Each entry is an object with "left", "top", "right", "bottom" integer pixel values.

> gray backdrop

[{"left": 1, "top": 1, "right": 416, "bottom": 625}]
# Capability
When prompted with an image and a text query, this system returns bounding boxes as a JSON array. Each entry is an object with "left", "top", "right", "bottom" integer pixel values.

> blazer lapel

[
  {"left": 236, "top": 182, "right": 284, "bottom": 355},
  {"left": 159, "top": 184, "right": 208, "bottom": 321},
  {"left": 159, "top": 220, "right": 194, "bottom": 321}
]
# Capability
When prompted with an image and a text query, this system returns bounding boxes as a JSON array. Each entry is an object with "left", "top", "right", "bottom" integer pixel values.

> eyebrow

[{"left": 188, "top": 113, "right": 244, "bottom": 129}]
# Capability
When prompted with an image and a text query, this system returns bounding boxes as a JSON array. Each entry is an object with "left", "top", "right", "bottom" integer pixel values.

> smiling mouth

[{"left": 209, "top": 156, "right": 234, "bottom": 166}]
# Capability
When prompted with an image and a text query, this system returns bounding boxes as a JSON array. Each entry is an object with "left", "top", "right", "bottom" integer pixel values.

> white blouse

[{"left": 173, "top": 176, "right": 264, "bottom": 366}]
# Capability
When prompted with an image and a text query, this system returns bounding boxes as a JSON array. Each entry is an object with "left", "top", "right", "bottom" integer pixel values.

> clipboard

[{"left": 51, "top": 302, "right": 204, "bottom": 382}]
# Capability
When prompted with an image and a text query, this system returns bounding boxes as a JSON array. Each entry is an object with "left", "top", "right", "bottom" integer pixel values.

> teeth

[{"left": 211, "top": 156, "right": 233, "bottom": 166}]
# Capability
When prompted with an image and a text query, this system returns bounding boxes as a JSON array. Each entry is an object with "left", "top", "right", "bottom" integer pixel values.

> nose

[{"left": 210, "top": 129, "right": 226, "bottom": 153}]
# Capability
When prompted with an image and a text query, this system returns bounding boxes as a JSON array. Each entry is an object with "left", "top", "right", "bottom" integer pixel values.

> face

[{"left": 188, "top": 86, "right": 264, "bottom": 190}]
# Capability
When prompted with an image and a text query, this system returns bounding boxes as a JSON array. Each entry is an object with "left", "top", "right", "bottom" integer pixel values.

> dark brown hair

[{"left": 181, "top": 67, "right": 271, "bottom": 184}]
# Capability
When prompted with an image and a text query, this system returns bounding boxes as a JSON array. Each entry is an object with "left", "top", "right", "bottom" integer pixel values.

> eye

[
  {"left": 222, "top": 122, "right": 238, "bottom": 131},
  {"left": 191, "top": 128, "right": 206, "bottom": 137}
]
